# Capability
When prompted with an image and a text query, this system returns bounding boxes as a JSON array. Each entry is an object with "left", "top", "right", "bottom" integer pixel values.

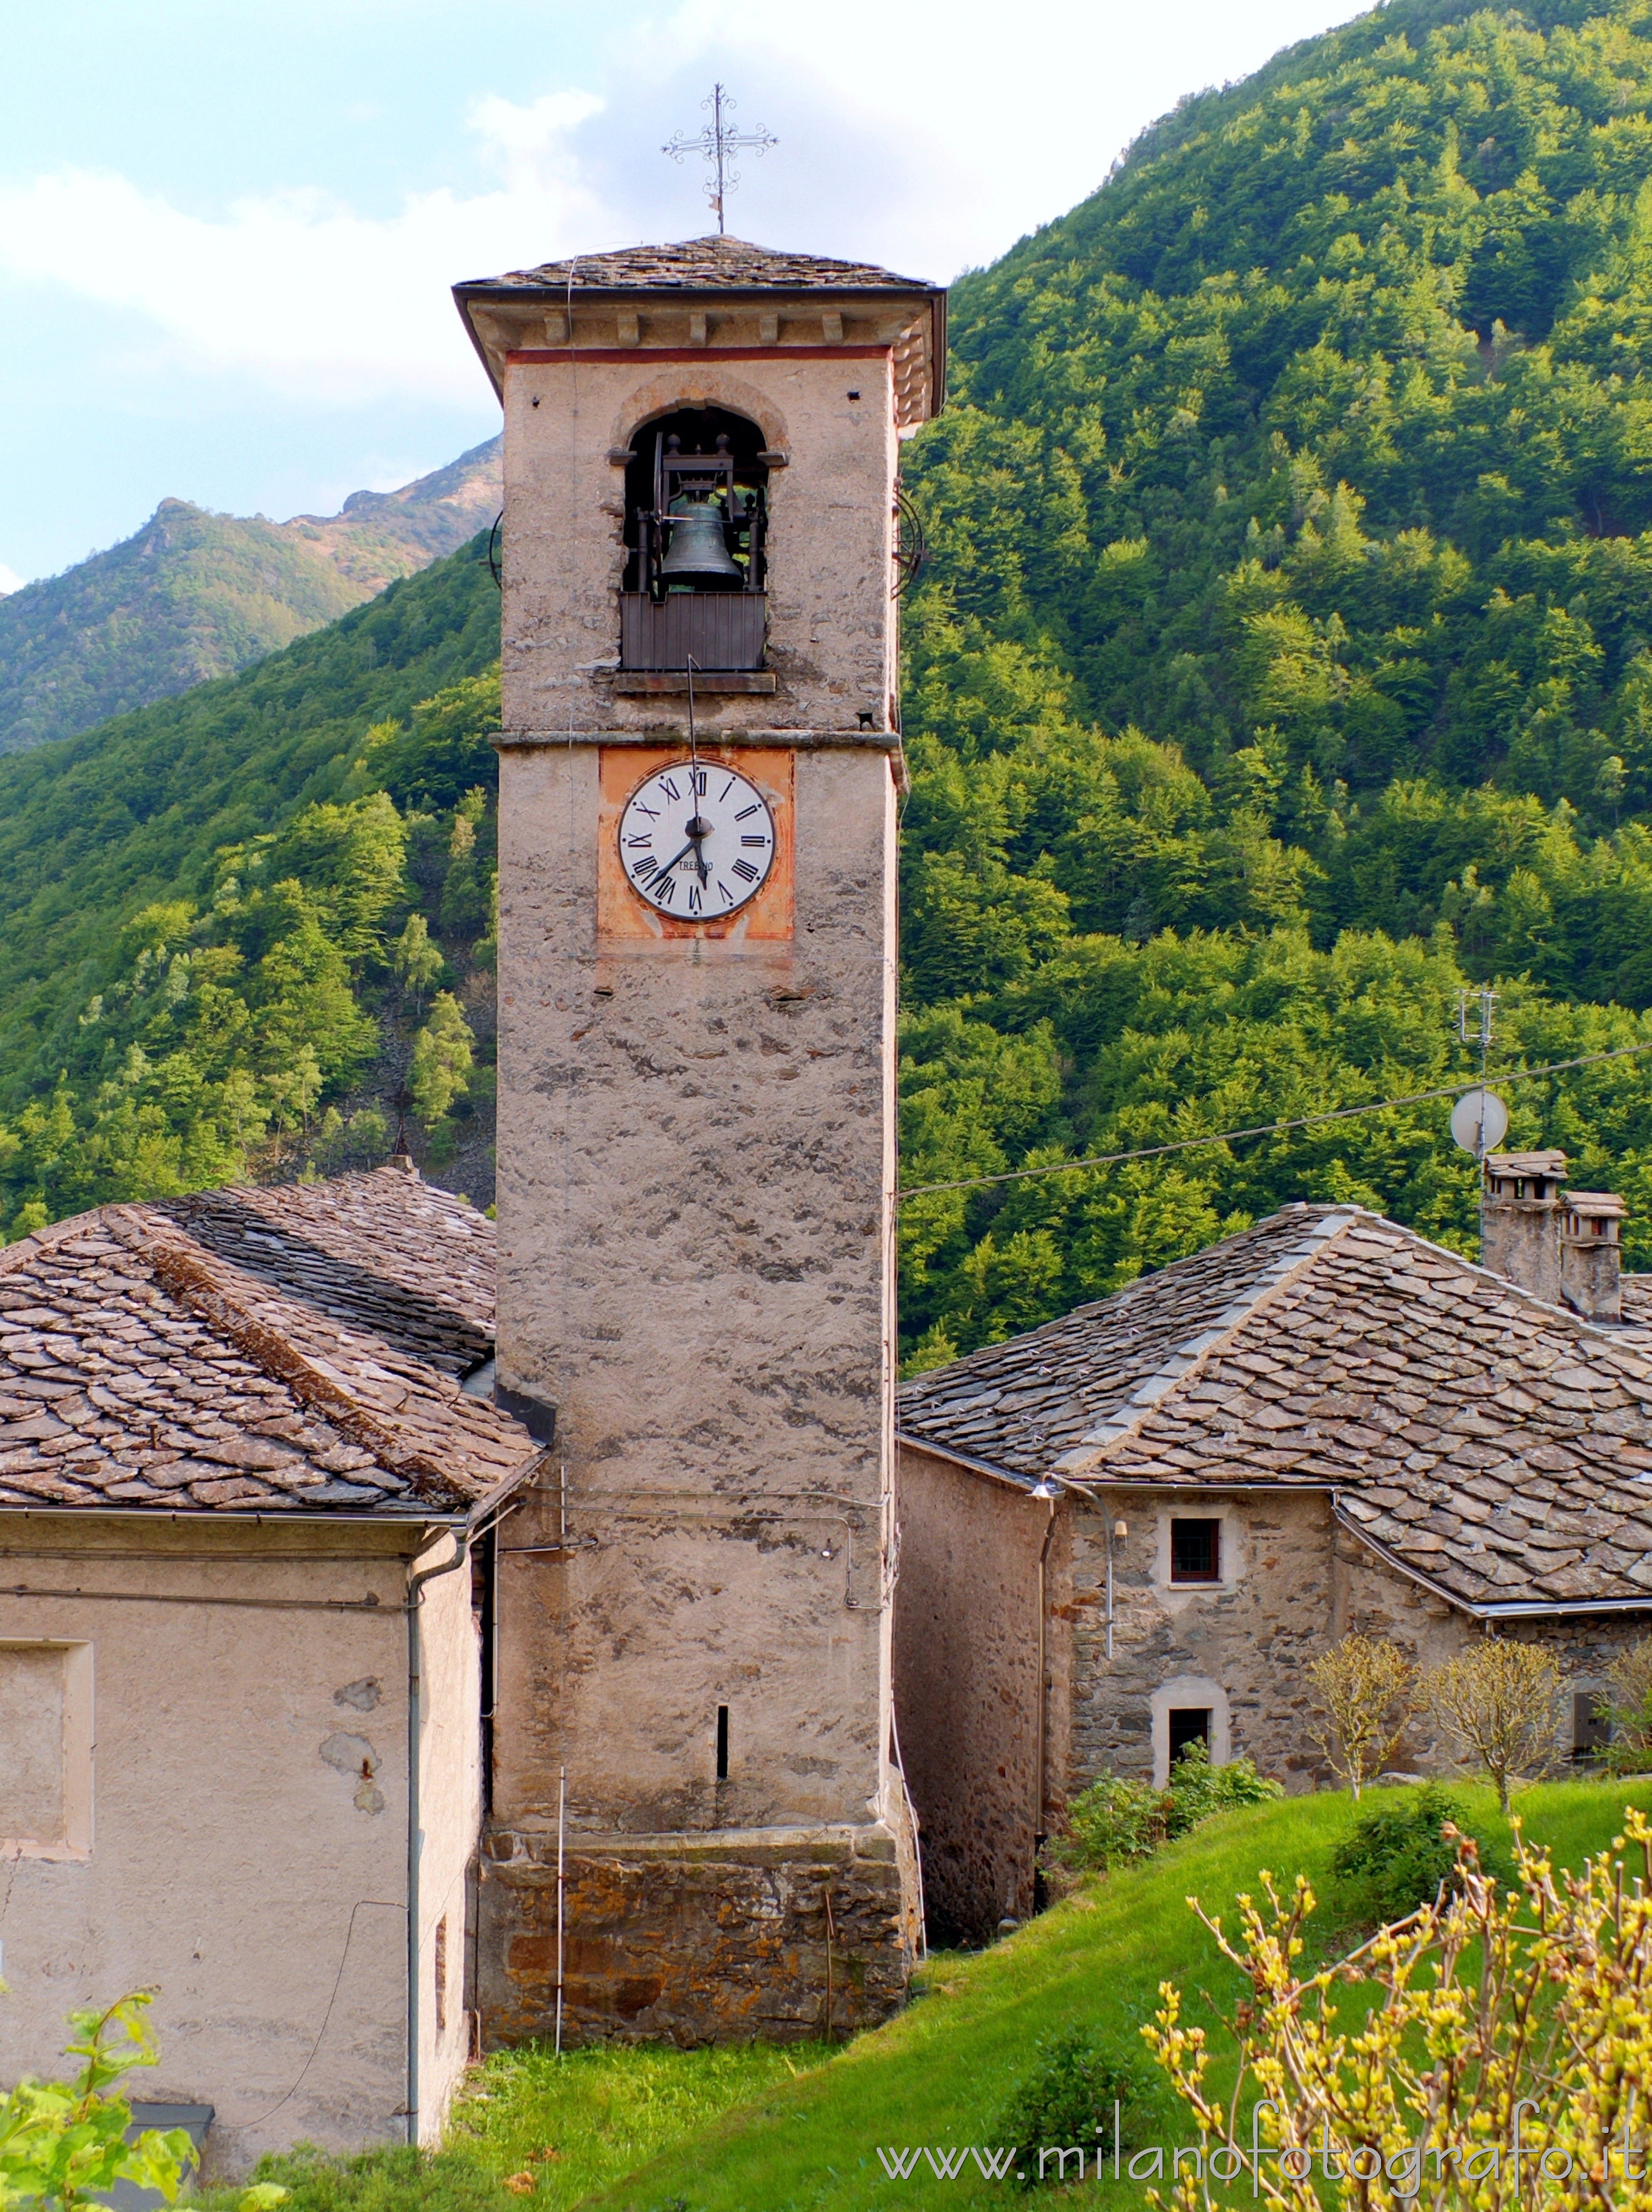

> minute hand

[{"left": 655, "top": 839, "right": 698, "bottom": 880}]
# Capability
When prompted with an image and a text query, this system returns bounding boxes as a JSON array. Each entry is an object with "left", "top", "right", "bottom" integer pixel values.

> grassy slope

[{"left": 557, "top": 1779, "right": 1652, "bottom": 2212}]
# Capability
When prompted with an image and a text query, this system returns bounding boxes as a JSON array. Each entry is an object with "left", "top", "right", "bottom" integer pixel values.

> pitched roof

[
  {"left": 0, "top": 1176, "right": 537, "bottom": 1519},
  {"left": 158, "top": 1169, "right": 492, "bottom": 1376},
  {"left": 898, "top": 1205, "right": 1652, "bottom": 1615},
  {"left": 457, "top": 236, "right": 937, "bottom": 296}
]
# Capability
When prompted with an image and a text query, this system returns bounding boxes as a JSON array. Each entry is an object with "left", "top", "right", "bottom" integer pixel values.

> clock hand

[
  {"left": 685, "top": 811, "right": 713, "bottom": 885},
  {"left": 656, "top": 838, "right": 698, "bottom": 879}
]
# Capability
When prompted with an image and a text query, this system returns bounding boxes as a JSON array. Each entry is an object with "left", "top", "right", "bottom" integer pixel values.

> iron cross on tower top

[{"left": 662, "top": 83, "right": 777, "bottom": 232}]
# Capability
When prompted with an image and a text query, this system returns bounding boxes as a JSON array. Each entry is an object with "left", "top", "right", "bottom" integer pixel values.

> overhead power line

[{"left": 895, "top": 1036, "right": 1652, "bottom": 1203}]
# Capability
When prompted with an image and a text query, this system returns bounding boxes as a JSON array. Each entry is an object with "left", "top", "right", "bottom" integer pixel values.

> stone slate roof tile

[
  {"left": 0, "top": 1175, "right": 538, "bottom": 1519},
  {"left": 459, "top": 235, "right": 937, "bottom": 295},
  {"left": 898, "top": 1202, "right": 1652, "bottom": 1615},
  {"left": 158, "top": 1168, "right": 492, "bottom": 1375}
]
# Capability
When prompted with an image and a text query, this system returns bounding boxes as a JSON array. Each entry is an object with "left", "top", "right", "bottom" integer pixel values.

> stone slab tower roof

[
  {"left": 461, "top": 235, "right": 943, "bottom": 2046},
  {"left": 453, "top": 234, "right": 946, "bottom": 428}
]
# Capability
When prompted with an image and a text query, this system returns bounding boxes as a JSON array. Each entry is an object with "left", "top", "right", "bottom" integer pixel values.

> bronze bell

[{"left": 659, "top": 499, "right": 741, "bottom": 586}]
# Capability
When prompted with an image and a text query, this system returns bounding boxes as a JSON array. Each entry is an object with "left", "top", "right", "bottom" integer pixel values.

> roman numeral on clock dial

[{"left": 617, "top": 761, "right": 777, "bottom": 919}]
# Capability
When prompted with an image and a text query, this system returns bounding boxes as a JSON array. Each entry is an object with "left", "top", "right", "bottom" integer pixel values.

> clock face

[{"left": 617, "top": 760, "right": 776, "bottom": 919}]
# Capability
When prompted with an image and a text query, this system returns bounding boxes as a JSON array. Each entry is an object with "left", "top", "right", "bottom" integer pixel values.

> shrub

[
  {"left": 1601, "top": 1636, "right": 1652, "bottom": 1774},
  {"left": 1161, "top": 1740, "right": 1283, "bottom": 1837},
  {"left": 1328, "top": 1783, "right": 1510, "bottom": 1926},
  {"left": 1045, "top": 1775, "right": 1165, "bottom": 1872},
  {"left": 1147, "top": 1811, "right": 1652, "bottom": 2211},
  {"left": 1045, "top": 1743, "right": 1281, "bottom": 1874},
  {"left": 1305, "top": 1634, "right": 1418, "bottom": 1798},
  {"left": 1, "top": 1992, "right": 286, "bottom": 2212},
  {"left": 1426, "top": 1638, "right": 1563, "bottom": 1812},
  {"left": 988, "top": 2026, "right": 1160, "bottom": 2188}
]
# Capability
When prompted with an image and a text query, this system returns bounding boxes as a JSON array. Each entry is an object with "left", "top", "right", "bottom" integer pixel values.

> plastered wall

[
  {"left": 0, "top": 1513, "right": 482, "bottom": 2176},
  {"left": 411, "top": 1538, "right": 482, "bottom": 2140}
]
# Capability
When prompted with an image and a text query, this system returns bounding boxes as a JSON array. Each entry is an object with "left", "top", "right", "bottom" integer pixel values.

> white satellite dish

[{"left": 1450, "top": 1087, "right": 1509, "bottom": 1156}]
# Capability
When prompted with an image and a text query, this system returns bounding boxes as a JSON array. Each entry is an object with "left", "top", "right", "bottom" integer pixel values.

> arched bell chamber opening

[{"left": 620, "top": 405, "right": 769, "bottom": 673}]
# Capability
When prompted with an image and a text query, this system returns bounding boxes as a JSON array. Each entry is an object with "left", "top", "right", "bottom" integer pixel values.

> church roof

[
  {"left": 456, "top": 235, "right": 938, "bottom": 296},
  {"left": 0, "top": 1170, "right": 536, "bottom": 1520},
  {"left": 898, "top": 1204, "right": 1652, "bottom": 1616},
  {"left": 157, "top": 1170, "right": 493, "bottom": 1377}
]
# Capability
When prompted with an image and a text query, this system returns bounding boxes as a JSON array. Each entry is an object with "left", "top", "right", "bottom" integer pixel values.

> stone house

[
  {"left": 893, "top": 1156, "right": 1652, "bottom": 1943},
  {"left": 0, "top": 1168, "right": 539, "bottom": 2180}
]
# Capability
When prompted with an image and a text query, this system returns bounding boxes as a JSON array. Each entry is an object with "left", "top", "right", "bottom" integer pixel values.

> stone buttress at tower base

[{"left": 478, "top": 1824, "right": 917, "bottom": 2045}]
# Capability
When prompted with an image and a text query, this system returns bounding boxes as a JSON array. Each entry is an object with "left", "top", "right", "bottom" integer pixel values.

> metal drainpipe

[{"left": 405, "top": 1529, "right": 473, "bottom": 2150}]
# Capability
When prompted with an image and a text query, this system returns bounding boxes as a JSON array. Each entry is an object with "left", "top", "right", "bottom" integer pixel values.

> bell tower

[{"left": 452, "top": 237, "right": 946, "bottom": 2042}]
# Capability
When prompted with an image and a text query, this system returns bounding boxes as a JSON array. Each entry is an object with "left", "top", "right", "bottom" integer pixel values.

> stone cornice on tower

[{"left": 452, "top": 234, "right": 946, "bottom": 432}]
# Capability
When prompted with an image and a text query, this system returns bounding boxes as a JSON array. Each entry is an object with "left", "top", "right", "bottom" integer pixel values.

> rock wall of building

[
  {"left": 1063, "top": 1491, "right": 1652, "bottom": 1793},
  {"left": 491, "top": 738, "right": 899, "bottom": 1839},
  {"left": 498, "top": 347, "right": 901, "bottom": 739},
  {"left": 1069, "top": 1489, "right": 1337, "bottom": 1789},
  {"left": 486, "top": 333, "right": 917, "bottom": 2036},
  {"left": 478, "top": 1826, "right": 909, "bottom": 2046},
  {"left": 893, "top": 1446, "right": 1069, "bottom": 1942}
]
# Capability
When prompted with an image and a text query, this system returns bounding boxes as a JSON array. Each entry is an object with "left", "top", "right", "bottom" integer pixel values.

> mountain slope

[
  {"left": 0, "top": 438, "right": 500, "bottom": 753},
  {"left": 0, "top": 536, "right": 502, "bottom": 1222},
  {"left": 892, "top": 0, "right": 1652, "bottom": 1359},
  {"left": 14, "top": 0, "right": 1652, "bottom": 1324}
]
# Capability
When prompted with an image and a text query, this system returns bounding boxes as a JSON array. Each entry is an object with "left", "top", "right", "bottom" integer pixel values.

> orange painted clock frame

[{"left": 595, "top": 745, "right": 795, "bottom": 944}]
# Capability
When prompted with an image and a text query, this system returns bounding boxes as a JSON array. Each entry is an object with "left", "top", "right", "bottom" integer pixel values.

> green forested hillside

[
  {"left": 0, "top": 538, "right": 503, "bottom": 1224},
  {"left": 894, "top": 0, "right": 1652, "bottom": 1364},
  {"left": 0, "top": 439, "right": 501, "bottom": 754},
  {"left": 11, "top": 0, "right": 1652, "bottom": 1358}
]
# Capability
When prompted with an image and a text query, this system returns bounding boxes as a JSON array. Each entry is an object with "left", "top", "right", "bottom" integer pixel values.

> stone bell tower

[{"left": 452, "top": 237, "right": 946, "bottom": 2041}]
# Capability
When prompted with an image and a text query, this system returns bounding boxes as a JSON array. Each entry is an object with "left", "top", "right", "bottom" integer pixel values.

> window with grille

[{"left": 1170, "top": 1518, "right": 1221, "bottom": 1583}]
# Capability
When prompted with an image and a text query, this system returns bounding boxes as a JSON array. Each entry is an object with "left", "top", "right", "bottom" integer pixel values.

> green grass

[
  {"left": 197, "top": 1779, "right": 1652, "bottom": 2211},
  {"left": 569, "top": 1778, "right": 1652, "bottom": 2212},
  {"left": 447, "top": 2042, "right": 827, "bottom": 2206},
  {"left": 196, "top": 2045, "right": 821, "bottom": 2211}
]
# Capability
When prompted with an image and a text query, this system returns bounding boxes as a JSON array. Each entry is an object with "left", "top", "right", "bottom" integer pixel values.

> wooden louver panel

[{"left": 620, "top": 592, "right": 766, "bottom": 672}]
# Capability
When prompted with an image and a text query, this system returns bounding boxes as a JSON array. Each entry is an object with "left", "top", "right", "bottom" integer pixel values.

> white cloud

[
  {"left": 469, "top": 89, "right": 606, "bottom": 190},
  {"left": 0, "top": 0, "right": 1374, "bottom": 427},
  {"left": 0, "top": 92, "right": 617, "bottom": 408},
  {"left": 0, "top": 564, "right": 24, "bottom": 595}
]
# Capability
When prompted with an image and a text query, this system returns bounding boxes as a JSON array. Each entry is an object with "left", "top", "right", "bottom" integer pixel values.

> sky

[{"left": 0, "top": 0, "right": 1371, "bottom": 592}]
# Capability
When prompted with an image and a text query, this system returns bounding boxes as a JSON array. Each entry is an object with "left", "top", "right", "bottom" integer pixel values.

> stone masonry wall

[
  {"left": 894, "top": 1445, "right": 1070, "bottom": 1942},
  {"left": 1065, "top": 1489, "right": 1652, "bottom": 1793},
  {"left": 478, "top": 1829, "right": 910, "bottom": 2046},
  {"left": 1070, "top": 1489, "right": 1338, "bottom": 1789},
  {"left": 499, "top": 348, "right": 901, "bottom": 740}
]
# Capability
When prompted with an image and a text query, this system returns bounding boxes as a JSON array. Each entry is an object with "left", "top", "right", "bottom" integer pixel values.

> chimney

[
  {"left": 1481, "top": 1150, "right": 1568, "bottom": 1303},
  {"left": 1560, "top": 1191, "right": 1626, "bottom": 1323}
]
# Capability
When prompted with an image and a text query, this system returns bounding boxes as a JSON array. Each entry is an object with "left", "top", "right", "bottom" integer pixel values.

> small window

[
  {"left": 1170, "top": 1518, "right": 1221, "bottom": 1583},
  {"left": 1573, "top": 1690, "right": 1610, "bottom": 1764},
  {"left": 1169, "top": 1709, "right": 1211, "bottom": 1763}
]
